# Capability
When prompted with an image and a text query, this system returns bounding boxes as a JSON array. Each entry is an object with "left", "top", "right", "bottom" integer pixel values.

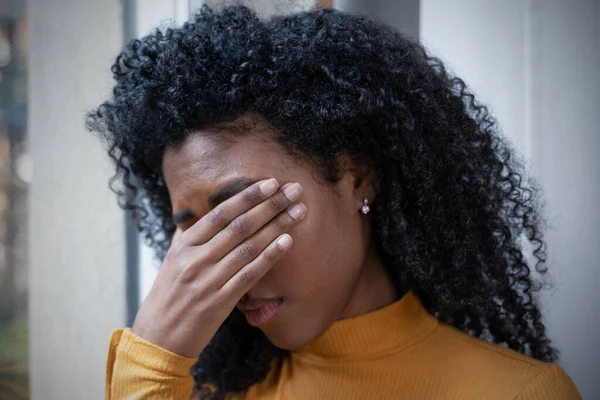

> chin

[
  {"left": 263, "top": 329, "right": 312, "bottom": 351},
  {"left": 260, "top": 316, "right": 326, "bottom": 351}
]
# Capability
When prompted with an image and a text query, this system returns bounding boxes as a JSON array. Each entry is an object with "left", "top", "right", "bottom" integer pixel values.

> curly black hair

[{"left": 87, "top": 4, "right": 558, "bottom": 399}]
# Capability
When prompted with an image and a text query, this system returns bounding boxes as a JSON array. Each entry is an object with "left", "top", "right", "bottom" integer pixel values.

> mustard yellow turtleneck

[{"left": 106, "top": 292, "right": 581, "bottom": 399}]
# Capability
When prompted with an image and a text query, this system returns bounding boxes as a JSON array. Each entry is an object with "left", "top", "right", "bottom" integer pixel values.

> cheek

[
  {"left": 259, "top": 198, "right": 367, "bottom": 349},
  {"left": 279, "top": 199, "right": 366, "bottom": 299}
]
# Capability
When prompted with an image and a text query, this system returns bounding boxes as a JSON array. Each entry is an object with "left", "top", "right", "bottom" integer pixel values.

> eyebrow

[{"left": 171, "top": 177, "right": 260, "bottom": 226}]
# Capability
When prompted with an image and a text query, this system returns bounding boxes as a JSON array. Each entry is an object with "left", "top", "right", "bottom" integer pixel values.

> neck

[
  {"left": 337, "top": 245, "right": 400, "bottom": 321},
  {"left": 295, "top": 291, "right": 436, "bottom": 361}
]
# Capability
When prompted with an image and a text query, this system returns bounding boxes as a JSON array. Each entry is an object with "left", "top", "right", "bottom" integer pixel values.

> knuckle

[
  {"left": 276, "top": 213, "right": 293, "bottom": 232},
  {"left": 174, "top": 257, "right": 196, "bottom": 284},
  {"left": 171, "top": 248, "right": 209, "bottom": 285},
  {"left": 191, "top": 277, "right": 214, "bottom": 299},
  {"left": 242, "top": 186, "right": 262, "bottom": 204},
  {"left": 238, "top": 270, "right": 255, "bottom": 286},
  {"left": 237, "top": 242, "right": 258, "bottom": 260},
  {"left": 229, "top": 217, "right": 249, "bottom": 235},
  {"left": 206, "top": 206, "right": 225, "bottom": 226},
  {"left": 177, "top": 267, "right": 196, "bottom": 285},
  {"left": 268, "top": 194, "right": 287, "bottom": 210},
  {"left": 167, "top": 242, "right": 185, "bottom": 260},
  {"left": 178, "top": 230, "right": 191, "bottom": 245},
  {"left": 179, "top": 229, "right": 201, "bottom": 246},
  {"left": 263, "top": 246, "right": 279, "bottom": 262}
]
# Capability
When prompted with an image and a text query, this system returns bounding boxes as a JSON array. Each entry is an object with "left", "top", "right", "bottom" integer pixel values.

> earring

[{"left": 361, "top": 199, "right": 370, "bottom": 215}]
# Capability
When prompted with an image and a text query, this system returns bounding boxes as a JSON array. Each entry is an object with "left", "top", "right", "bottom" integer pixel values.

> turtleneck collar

[{"left": 294, "top": 292, "right": 437, "bottom": 362}]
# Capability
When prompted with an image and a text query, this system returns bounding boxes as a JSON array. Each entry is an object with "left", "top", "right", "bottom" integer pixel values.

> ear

[{"left": 337, "top": 155, "right": 375, "bottom": 210}]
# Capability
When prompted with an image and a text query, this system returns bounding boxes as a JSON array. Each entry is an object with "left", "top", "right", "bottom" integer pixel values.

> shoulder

[
  {"left": 415, "top": 323, "right": 581, "bottom": 399},
  {"left": 513, "top": 363, "right": 581, "bottom": 400}
]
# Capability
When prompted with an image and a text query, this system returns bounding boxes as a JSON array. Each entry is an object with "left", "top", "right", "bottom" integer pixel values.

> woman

[{"left": 90, "top": 5, "right": 581, "bottom": 400}]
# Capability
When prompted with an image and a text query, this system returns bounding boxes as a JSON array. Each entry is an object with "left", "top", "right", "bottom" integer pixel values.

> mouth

[{"left": 237, "top": 297, "right": 283, "bottom": 327}]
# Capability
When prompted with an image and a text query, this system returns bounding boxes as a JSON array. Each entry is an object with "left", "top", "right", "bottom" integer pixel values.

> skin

[{"left": 132, "top": 118, "right": 398, "bottom": 356}]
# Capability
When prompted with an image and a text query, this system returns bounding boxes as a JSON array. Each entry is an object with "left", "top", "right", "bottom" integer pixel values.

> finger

[
  {"left": 219, "top": 234, "right": 294, "bottom": 303},
  {"left": 203, "top": 182, "right": 303, "bottom": 260},
  {"left": 171, "top": 227, "right": 183, "bottom": 243},
  {"left": 181, "top": 178, "right": 279, "bottom": 245},
  {"left": 212, "top": 201, "right": 306, "bottom": 286}
]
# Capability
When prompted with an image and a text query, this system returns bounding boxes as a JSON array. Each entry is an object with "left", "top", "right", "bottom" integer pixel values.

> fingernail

[
  {"left": 260, "top": 179, "right": 278, "bottom": 196},
  {"left": 283, "top": 183, "right": 303, "bottom": 201},
  {"left": 277, "top": 234, "right": 293, "bottom": 250},
  {"left": 288, "top": 203, "right": 307, "bottom": 220}
]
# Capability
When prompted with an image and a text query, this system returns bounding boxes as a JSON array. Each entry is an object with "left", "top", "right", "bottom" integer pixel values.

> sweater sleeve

[
  {"left": 514, "top": 364, "right": 581, "bottom": 400},
  {"left": 106, "top": 328, "right": 197, "bottom": 400}
]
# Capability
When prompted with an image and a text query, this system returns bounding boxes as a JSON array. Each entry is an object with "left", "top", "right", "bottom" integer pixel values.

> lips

[
  {"left": 237, "top": 297, "right": 283, "bottom": 326},
  {"left": 238, "top": 297, "right": 282, "bottom": 311}
]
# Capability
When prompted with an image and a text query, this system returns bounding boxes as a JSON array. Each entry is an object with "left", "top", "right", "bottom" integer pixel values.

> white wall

[
  {"left": 335, "top": 0, "right": 419, "bottom": 39},
  {"left": 421, "top": 1, "right": 600, "bottom": 398},
  {"left": 28, "top": 0, "right": 125, "bottom": 399},
  {"left": 527, "top": 1, "right": 600, "bottom": 396},
  {"left": 421, "top": 0, "right": 531, "bottom": 154},
  {"left": 202, "top": 0, "right": 316, "bottom": 17}
]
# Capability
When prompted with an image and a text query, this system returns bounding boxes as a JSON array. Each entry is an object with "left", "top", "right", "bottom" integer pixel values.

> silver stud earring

[{"left": 361, "top": 199, "right": 370, "bottom": 215}]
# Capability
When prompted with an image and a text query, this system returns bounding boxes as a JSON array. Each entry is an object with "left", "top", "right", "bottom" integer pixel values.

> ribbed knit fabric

[
  {"left": 106, "top": 329, "right": 196, "bottom": 399},
  {"left": 106, "top": 292, "right": 581, "bottom": 399}
]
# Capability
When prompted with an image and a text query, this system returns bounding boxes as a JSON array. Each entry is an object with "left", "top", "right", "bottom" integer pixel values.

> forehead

[
  {"left": 164, "top": 130, "right": 285, "bottom": 174},
  {"left": 162, "top": 127, "right": 295, "bottom": 205}
]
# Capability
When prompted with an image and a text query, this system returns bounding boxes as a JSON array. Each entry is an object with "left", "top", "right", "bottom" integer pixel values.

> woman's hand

[{"left": 131, "top": 178, "right": 306, "bottom": 357}]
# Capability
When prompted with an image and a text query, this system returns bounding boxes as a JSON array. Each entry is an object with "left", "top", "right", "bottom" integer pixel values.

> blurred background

[{"left": 0, "top": 0, "right": 597, "bottom": 398}]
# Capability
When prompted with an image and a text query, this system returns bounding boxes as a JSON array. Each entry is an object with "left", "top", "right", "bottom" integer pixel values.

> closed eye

[
  {"left": 172, "top": 208, "right": 196, "bottom": 226},
  {"left": 171, "top": 177, "right": 260, "bottom": 228}
]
